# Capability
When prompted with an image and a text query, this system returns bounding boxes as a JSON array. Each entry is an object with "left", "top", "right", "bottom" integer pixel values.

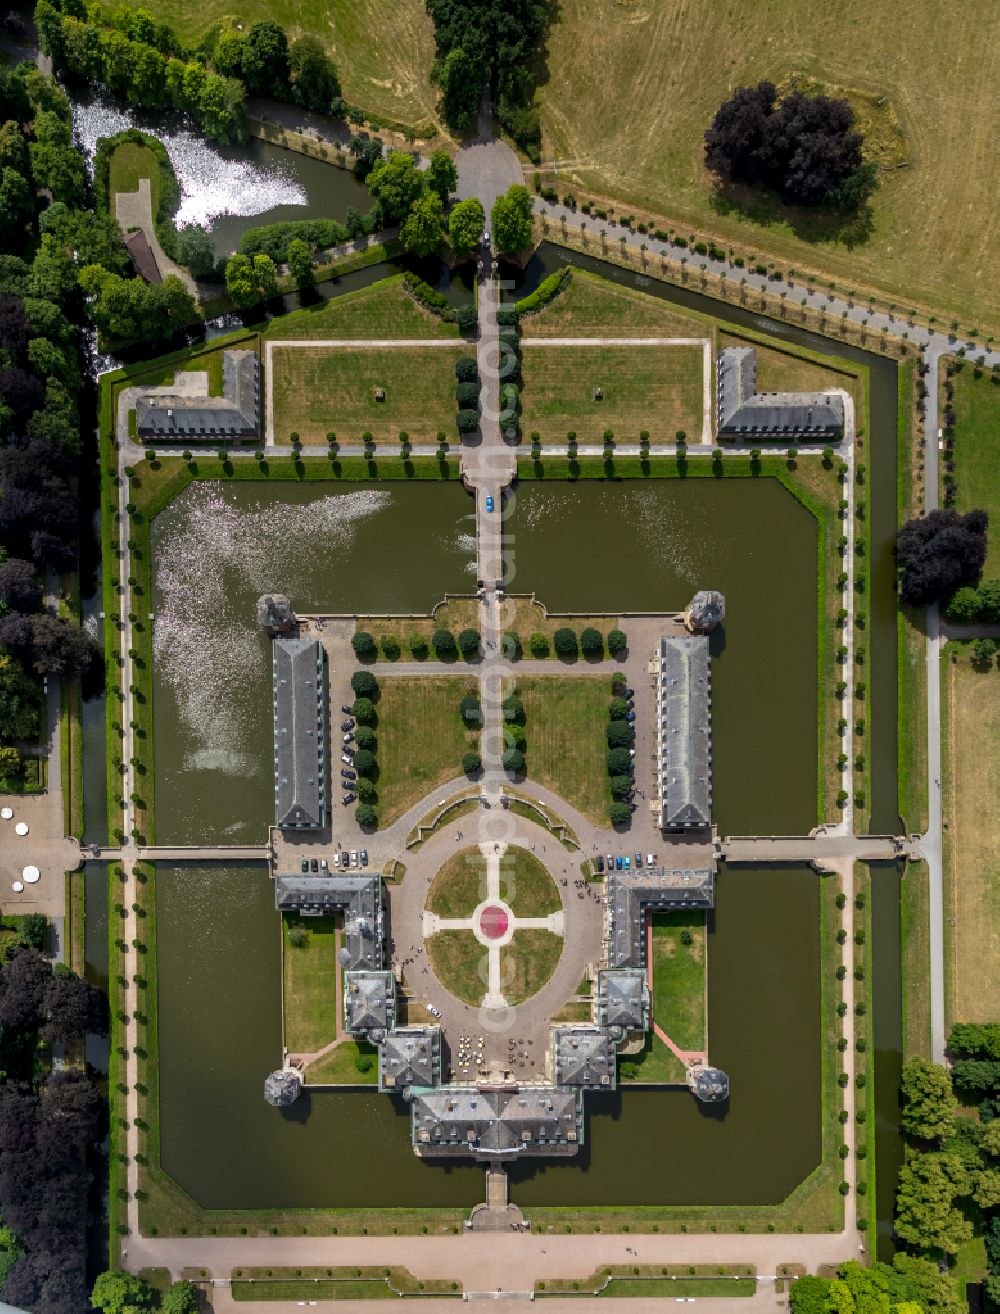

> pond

[
  {"left": 507, "top": 478, "right": 818, "bottom": 836},
  {"left": 72, "top": 93, "right": 372, "bottom": 257},
  {"left": 155, "top": 862, "right": 820, "bottom": 1211},
  {"left": 150, "top": 481, "right": 476, "bottom": 843}
]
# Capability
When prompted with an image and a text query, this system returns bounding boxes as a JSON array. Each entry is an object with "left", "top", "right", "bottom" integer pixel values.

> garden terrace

[
  {"left": 267, "top": 342, "right": 466, "bottom": 445},
  {"left": 518, "top": 340, "right": 706, "bottom": 445}
]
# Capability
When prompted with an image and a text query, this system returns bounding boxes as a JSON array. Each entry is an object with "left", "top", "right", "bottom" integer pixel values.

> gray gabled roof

[
  {"left": 379, "top": 1026, "right": 441, "bottom": 1091},
  {"left": 606, "top": 868, "right": 715, "bottom": 970},
  {"left": 596, "top": 968, "right": 648, "bottom": 1030},
  {"left": 135, "top": 349, "right": 260, "bottom": 439},
  {"left": 272, "top": 637, "right": 326, "bottom": 829},
  {"left": 410, "top": 1085, "right": 582, "bottom": 1158},
  {"left": 657, "top": 634, "right": 712, "bottom": 830},
  {"left": 551, "top": 1026, "right": 615, "bottom": 1088},
  {"left": 274, "top": 873, "right": 384, "bottom": 971},
  {"left": 716, "top": 347, "right": 843, "bottom": 439},
  {"left": 344, "top": 970, "right": 395, "bottom": 1036}
]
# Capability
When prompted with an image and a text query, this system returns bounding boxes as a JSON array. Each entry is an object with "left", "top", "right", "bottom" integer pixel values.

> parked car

[
  {"left": 483, "top": 231, "right": 490, "bottom": 247},
  {"left": 485, "top": 494, "right": 494, "bottom": 512},
  {"left": 350, "top": 850, "right": 358, "bottom": 867},
  {"left": 647, "top": 853, "right": 655, "bottom": 868},
  {"left": 624, "top": 856, "right": 631, "bottom": 870},
  {"left": 607, "top": 853, "right": 614, "bottom": 870},
  {"left": 333, "top": 852, "right": 340, "bottom": 868},
  {"left": 428, "top": 1004, "right": 443, "bottom": 1018},
  {"left": 342, "top": 793, "right": 355, "bottom": 805},
  {"left": 341, "top": 780, "right": 354, "bottom": 791},
  {"left": 341, "top": 754, "right": 353, "bottom": 765},
  {"left": 615, "top": 856, "right": 623, "bottom": 870},
  {"left": 595, "top": 855, "right": 604, "bottom": 872},
  {"left": 341, "top": 768, "right": 355, "bottom": 779},
  {"left": 635, "top": 853, "right": 642, "bottom": 869},
  {"left": 626, "top": 710, "right": 636, "bottom": 722},
  {"left": 343, "top": 732, "right": 354, "bottom": 743},
  {"left": 310, "top": 857, "right": 318, "bottom": 872},
  {"left": 300, "top": 858, "right": 309, "bottom": 873},
  {"left": 340, "top": 720, "right": 354, "bottom": 732},
  {"left": 624, "top": 687, "right": 634, "bottom": 697},
  {"left": 360, "top": 849, "right": 368, "bottom": 867},
  {"left": 341, "top": 705, "right": 353, "bottom": 715},
  {"left": 321, "top": 858, "right": 328, "bottom": 871}
]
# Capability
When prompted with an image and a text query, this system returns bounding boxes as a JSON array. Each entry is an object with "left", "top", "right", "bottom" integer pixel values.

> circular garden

[{"left": 424, "top": 845, "right": 564, "bottom": 1007}]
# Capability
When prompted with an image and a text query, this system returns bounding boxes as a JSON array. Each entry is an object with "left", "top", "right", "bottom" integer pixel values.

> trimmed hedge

[
  {"left": 515, "top": 265, "right": 571, "bottom": 316},
  {"left": 455, "top": 380, "right": 479, "bottom": 407},
  {"left": 455, "top": 356, "right": 478, "bottom": 383},
  {"left": 238, "top": 218, "right": 354, "bottom": 263},
  {"left": 456, "top": 408, "right": 479, "bottom": 433},
  {"left": 403, "top": 272, "right": 476, "bottom": 334}
]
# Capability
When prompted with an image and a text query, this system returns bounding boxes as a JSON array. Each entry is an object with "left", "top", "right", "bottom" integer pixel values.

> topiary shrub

[
  {"left": 355, "top": 802, "right": 377, "bottom": 828},
  {"left": 380, "top": 635, "right": 400, "bottom": 660},
  {"left": 351, "top": 631, "right": 377, "bottom": 660},
  {"left": 529, "top": 632, "right": 549, "bottom": 657},
  {"left": 607, "top": 629, "right": 627, "bottom": 655},
  {"left": 607, "top": 720, "right": 634, "bottom": 747},
  {"left": 351, "top": 670, "right": 378, "bottom": 697},
  {"left": 409, "top": 634, "right": 428, "bottom": 659},
  {"left": 455, "top": 380, "right": 480, "bottom": 407},
  {"left": 553, "top": 627, "right": 577, "bottom": 657},
  {"left": 355, "top": 725, "right": 376, "bottom": 750},
  {"left": 460, "top": 692, "right": 482, "bottom": 724},
  {"left": 432, "top": 628, "right": 457, "bottom": 657},
  {"left": 609, "top": 801, "right": 631, "bottom": 825},
  {"left": 352, "top": 697, "right": 376, "bottom": 725},
  {"left": 579, "top": 626, "right": 603, "bottom": 657},
  {"left": 458, "top": 627, "right": 481, "bottom": 655},
  {"left": 353, "top": 748, "right": 376, "bottom": 776},
  {"left": 462, "top": 750, "right": 482, "bottom": 775},
  {"left": 456, "top": 408, "right": 479, "bottom": 434},
  {"left": 455, "top": 356, "right": 478, "bottom": 382},
  {"left": 502, "top": 747, "right": 525, "bottom": 774}
]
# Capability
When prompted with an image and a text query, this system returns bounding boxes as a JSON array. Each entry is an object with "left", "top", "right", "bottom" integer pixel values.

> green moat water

[{"left": 156, "top": 862, "right": 819, "bottom": 1210}]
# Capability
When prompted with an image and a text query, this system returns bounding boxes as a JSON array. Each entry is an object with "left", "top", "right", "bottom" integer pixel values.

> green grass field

[
  {"left": 266, "top": 277, "right": 458, "bottom": 342},
  {"left": 282, "top": 913, "right": 338, "bottom": 1053},
  {"left": 617, "top": 1032, "right": 687, "bottom": 1085},
  {"left": 426, "top": 930, "right": 486, "bottom": 1005},
  {"left": 500, "top": 929, "right": 563, "bottom": 1004},
  {"left": 304, "top": 1039, "right": 377, "bottom": 1085},
  {"left": 523, "top": 268, "right": 710, "bottom": 338},
  {"left": 519, "top": 342, "right": 704, "bottom": 445},
  {"left": 109, "top": 141, "right": 160, "bottom": 209},
  {"left": 512, "top": 676, "right": 611, "bottom": 825},
  {"left": 650, "top": 911, "right": 707, "bottom": 1053},
  {"left": 949, "top": 365, "right": 1000, "bottom": 576},
  {"left": 270, "top": 343, "right": 465, "bottom": 444},
  {"left": 536, "top": 0, "right": 1000, "bottom": 328},
  {"left": 375, "top": 677, "right": 479, "bottom": 825},
  {"left": 427, "top": 845, "right": 560, "bottom": 917},
  {"left": 141, "top": 0, "right": 441, "bottom": 134}
]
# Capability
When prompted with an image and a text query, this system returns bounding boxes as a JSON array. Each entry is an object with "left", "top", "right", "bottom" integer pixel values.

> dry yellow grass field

[
  {"left": 537, "top": 0, "right": 1000, "bottom": 326},
  {"left": 943, "top": 652, "right": 1000, "bottom": 1024},
  {"left": 147, "top": 0, "right": 441, "bottom": 133}
]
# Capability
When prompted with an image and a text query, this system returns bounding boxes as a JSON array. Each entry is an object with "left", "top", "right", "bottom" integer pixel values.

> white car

[
  {"left": 332, "top": 852, "right": 340, "bottom": 869},
  {"left": 350, "top": 849, "right": 358, "bottom": 867},
  {"left": 647, "top": 853, "right": 655, "bottom": 868},
  {"left": 427, "top": 1004, "right": 443, "bottom": 1018},
  {"left": 483, "top": 230, "right": 490, "bottom": 247}
]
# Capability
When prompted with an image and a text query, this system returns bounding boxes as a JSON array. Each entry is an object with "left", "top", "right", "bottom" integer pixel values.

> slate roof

[
  {"left": 685, "top": 589, "right": 725, "bottom": 632},
  {"left": 272, "top": 637, "right": 326, "bottom": 829},
  {"left": 274, "top": 873, "right": 384, "bottom": 971},
  {"left": 551, "top": 1026, "right": 616, "bottom": 1088},
  {"left": 596, "top": 969, "right": 648, "bottom": 1031},
  {"left": 606, "top": 868, "right": 715, "bottom": 970},
  {"left": 379, "top": 1026, "right": 441, "bottom": 1091},
  {"left": 410, "top": 1085, "right": 582, "bottom": 1158},
  {"left": 257, "top": 593, "right": 294, "bottom": 631},
  {"left": 135, "top": 349, "right": 260, "bottom": 439},
  {"left": 717, "top": 347, "right": 844, "bottom": 440},
  {"left": 344, "top": 970, "right": 395, "bottom": 1037},
  {"left": 689, "top": 1065, "right": 729, "bottom": 1103},
  {"left": 264, "top": 1069, "right": 301, "bottom": 1106},
  {"left": 657, "top": 634, "right": 712, "bottom": 830},
  {"left": 124, "top": 229, "right": 161, "bottom": 284}
]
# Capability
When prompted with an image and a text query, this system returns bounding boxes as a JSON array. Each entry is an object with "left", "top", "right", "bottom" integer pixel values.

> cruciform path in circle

[{"left": 421, "top": 841, "right": 565, "bottom": 1008}]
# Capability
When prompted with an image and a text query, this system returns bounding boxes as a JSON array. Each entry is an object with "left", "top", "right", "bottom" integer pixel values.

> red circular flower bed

[{"left": 478, "top": 905, "right": 510, "bottom": 940}]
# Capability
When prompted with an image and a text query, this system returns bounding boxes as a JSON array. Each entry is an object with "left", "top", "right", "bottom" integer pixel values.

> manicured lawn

[
  {"left": 536, "top": 0, "right": 1000, "bottom": 328},
  {"left": 266, "top": 277, "right": 459, "bottom": 342},
  {"left": 599, "top": 1278, "right": 755, "bottom": 1299},
  {"left": 522, "top": 268, "right": 711, "bottom": 338},
  {"left": 426, "top": 930, "right": 487, "bottom": 1005},
  {"left": 650, "top": 910, "right": 707, "bottom": 1053},
  {"left": 941, "top": 647, "right": 1000, "bottom": 1025},
  {"left": 109, "top": 141, "right": 160, "bottom": 209},
  {"left": 502, "top": 848, "right": 561, "bottom": 916},
  {"left": 143, "top": 1, "right": 441, "bottom": 135},
  {"left": 427, "top": 846, "right": 486, "bottom": 917},
  {"left": 282, "top": 914, "right": 338, "bottom": 1054},
  {"left": 950, "top": 365, "right": 1000, "bottom": 576},
  {"left": 537, "top": 1266, "right": 754, "bottom": 1296},
  {"left": 304, "top": 1039, "right": 377, "bottom": 1085},
  {"left": 374, "top": 677, "right": 479, "bottom": 826},
  {"left": 902, "top": 860, "right": 932, "bottom": 1060},
  {"left": 356, "top": 597, "right": 480, "bottom": 662},
  {"left": 500, "top": 929, "right": 563, "bottom": 1004},
  {"left": 519, "top": 342, "right": 704, "bottom": 445},
  {"left": 513, "top": 676, "right": 611, "bottom": 825},
  {"left": 617, "top": 1033, "right": 687, "bottom": 1086},
  {"left": 269, "top": 343, "right": 465, "bottom": 444}
]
